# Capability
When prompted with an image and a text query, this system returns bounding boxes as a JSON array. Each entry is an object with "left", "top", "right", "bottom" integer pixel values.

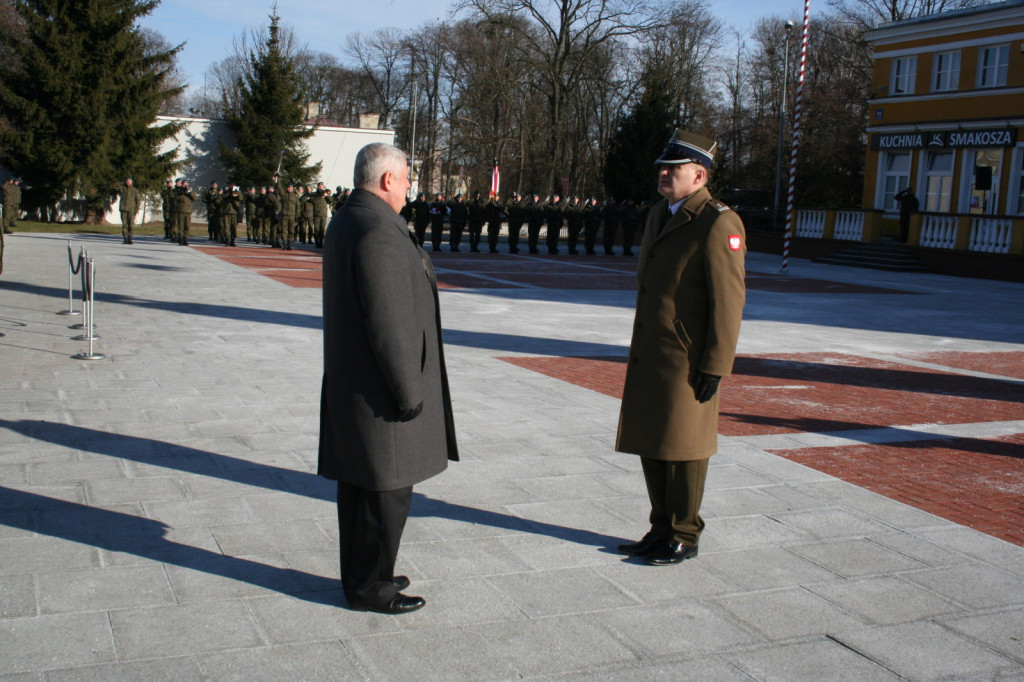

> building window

[
  {"left": 881, "top": 151, "right": 912, "bottom": 212},
  {"left": 1011, "top": 148, "right": 1024, "bottom": 215},
  {"left": 932, "top": 50, "right": 960, "bottom": 92},
  {"left": 923, "top": 151, "right": 953, "bottom": 212},
  {"left": 977, "top": 45, "right": 1009, "bottom": 88},
  {"left": 891, "top": 56, "right": 917, "bottom": 95},
  {"left": 961, "top": 149, "right": 1003, "bottom": 215}
]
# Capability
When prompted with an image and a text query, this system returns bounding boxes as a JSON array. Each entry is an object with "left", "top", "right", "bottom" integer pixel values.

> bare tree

[
  {"left": 829, "top": 0, "right": 985, "bottom": 29},
  {"left": 461, "top": 0, "right": 666, "bottom": 192},
  {"left": 344, "top": 28, "right": 410, "bottom": 129}
]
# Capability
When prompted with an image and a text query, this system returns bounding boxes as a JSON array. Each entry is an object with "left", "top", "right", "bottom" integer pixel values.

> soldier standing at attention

[
  {"left": 615, "top": 129, "right": 745, "bottom": 566},
  {"left": 114, "top": 177, "right": 140, "bottom": 245},
  {"left": 411, "top": 192, "right": 430, "bottom": 245},
  {"left": 173, "top": 180, "right": 196, "bottom": 245},
  {"left": 544, "top": 193, "right": 564, "bottom": 255},
  {"left": 244, "top": 187, "right": 257, "bottom": 242},
  {"left": 505, "top": 192, "right": 524, "bottom": 254},
  {"left": 584, "top": 197, "right": 602, "bottom": 255},
  {"left": 312, "top": 182, "right": 330, "bottom": 248},
  {"left": 565, "top": 196, "right": 585, "bottom": 255},
  {"left": 526, "top": 193, "right": 545, "bottom": 254},
  {"left": 429, "top": 193, "right": 447, "bottom": 252},
  {"left": 222, "top": 186, "right": 241, "bottom": 246},
  {"left": 160, "top": 180, "right": 175, "bottom": 240},
  {"left": 300, "top": 185, "right": 315, "bottom": 243},
  {"left": 621, "top": 198, "right": 640, "bottom": 256},
  {"left": 467, "top": 190, "right": 487, "bottom": 253},
  {"left": 204, "top": 181, "right": 221, "bottom": 241},
  {"left": 485, "top": 193, "right": 504, "bottom": 253},
  {"left": 276, "top": 177, "right": 299, "bottom": 250},
  {"left": 447, "top": 193, "right": 468, "bottom": 252},
  {"left": 2, "top": 177, "right": 21, "bottom": 234}
]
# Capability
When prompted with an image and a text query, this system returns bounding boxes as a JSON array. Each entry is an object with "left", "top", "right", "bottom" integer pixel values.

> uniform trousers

[
  {"left": 337, "top": 481, "right": 412, "bottom": 607},
  {"left": 641, "top": 457, "right": 708, "bottom": 546}
]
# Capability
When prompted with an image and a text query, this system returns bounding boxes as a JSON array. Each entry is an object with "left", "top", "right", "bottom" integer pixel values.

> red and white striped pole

[
  {"left": 781, "top": 0, "right": 811, "bottom": 273},
  {"left": 490, "top": 163, "right": 500, "bottom": 198}
]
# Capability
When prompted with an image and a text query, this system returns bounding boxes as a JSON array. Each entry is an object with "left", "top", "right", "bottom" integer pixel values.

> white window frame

[
  {"left": 977, "top": 44, "right": 1009, "bottom": 89},
  {"left": 1009, "top": 145, "right": 1024, "bottom": 215},
  {"left": 921, "top": 149, "right": 954, "bottom": 212},
  {"left": 891, "top": 56, "right": 917, "bottom": 95},
  {"left": 879, "top": 151, "right": 912, "bottom": 212},
  {"left": 932, "top": 50, "right": 960, "bottom": 92}
]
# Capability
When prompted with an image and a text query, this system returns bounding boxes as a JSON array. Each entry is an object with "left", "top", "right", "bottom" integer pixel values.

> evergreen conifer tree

[
  {"left": 220, "top": 10, "right": 320, "bottom": 189},
  {"left": 603, "top": 68, "right": 677, "bottom": 203},
  {"left": 0, "top": 0, "right": 183, "bottom": 214}
]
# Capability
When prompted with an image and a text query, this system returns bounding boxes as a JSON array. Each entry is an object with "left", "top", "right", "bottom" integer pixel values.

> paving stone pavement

[{"left": 1, "top": 231, "right": 1023, "bottom": 681}]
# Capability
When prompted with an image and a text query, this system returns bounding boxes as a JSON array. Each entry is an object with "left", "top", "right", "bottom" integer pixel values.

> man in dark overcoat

[
  {"left": 319, "top": 142, "right": 458, "bottom": 614},
  {"left": 616, "top": 129, "right": 745, "bottom": 566}
]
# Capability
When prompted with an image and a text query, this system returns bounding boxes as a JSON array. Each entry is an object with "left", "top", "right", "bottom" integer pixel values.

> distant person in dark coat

[
  {"left": 319, "top": 142, "right": 459, "bottom": 615},
  {"left": 894, "top": 187, "right": 919, "bottom": 244}
]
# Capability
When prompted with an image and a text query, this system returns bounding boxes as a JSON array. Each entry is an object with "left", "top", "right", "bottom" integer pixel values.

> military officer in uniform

[
  {"left": 583, "top": 197, "right": 602, "bottom": 255},
  {"left": 621, "top": 198, "right": 640, "bottom": 256},
  {"left": 467, "top": 190, "right": 487, "bottom": 253},
  {"left": 411, "top": 192, "right": 430, "bottom": 245},
  {"left": 485, "top": 193, "right": 504, "bottom": 253},
  {"left": 160, "top": 180, "right": 175, "bottom": 240},
  {"left": 505, "top": 192, "right": 524, "bottom": 254},
  {"left": 429, "top": 193, "right": 447, "bottom": 251},
  {"left": 266, "top": 186, "right": 282, "bottom": 246},
  {"left": 115, "top": 177, "right": 140, "bottom": 244},
  {"left": 447, "top": 193, "right": 468, "bottom": 252},
  {"left": 276, "top": 177, "right": 299, "bottom": 250},
  {"left": 312, "top": 182, "right": 330, "bottom": 248},
  {"left": 173, "top": 180, "right": 196, "bottom": 245},
  {"left": 602, "top": 197, "right": 620, "bottom": 255},
  {"left": 525, "top": 193, "right": 545, "bottom": 254},
  {"left": 544, "top": 193, "right": 564, "bottom": 255},
  {"left": 616, "top": 130, "right": 746, "bottom": 566},
  {"left": 222, "top": 185, "right": 241, "bottom": 246},
  {"left": 564, "top": 196, "right": 585, "bottom": 255}
]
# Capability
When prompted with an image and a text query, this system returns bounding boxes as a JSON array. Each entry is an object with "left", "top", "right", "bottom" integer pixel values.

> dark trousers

[
  {"left": 641, "top": 457, "right": 708, "bottom": 546},
  {"left": 566, "top": 223, "right": 582, "bottom": 253},
  {"left": 507, "top": 221, "right": 523, "bottom": 251},
  {"left": 430, "top": 219, "right": 445, "bottom": 250},
  {"left": 414, "top": 221, "right": 429, "bottom": 246},
  {"left": 622, "top": 223, "right": 638, "bottom": 255},
  {"left": 546, "top": 222, "right": 562, "bottom": 253},
  {"left": 603, "top": 221, "right": 619, "bottom": 254},
  {"left": 486, "top": 222, "right": 502, "bottom": 252},
  {"left": 449, "top": 221, "right": 465, "bottom": 250},
  {"left": 337, "top": 481, "right": 413, "bottom": 607},
  {"left": 527, "top": 222, "right": 543, "bottom": 252},
  {"left": 468, "top": 220, "right": 484, "bottom": 251},
  {"left": 584, "top": 223, "right": 600, "bottom": 254}
]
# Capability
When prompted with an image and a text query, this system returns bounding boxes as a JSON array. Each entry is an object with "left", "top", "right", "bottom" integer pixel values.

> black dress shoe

[
  {"left": 392, "top": 575, "right": 410, "bottom": 591},
  {"left": 349, "top": 593, "right": 425, "bottom": 615},
  {"left": 617, "top": 532, "right": 666, "bottom": 556},
  {"left": 645, "top": 542, "right": 698, "bottom": 566}
]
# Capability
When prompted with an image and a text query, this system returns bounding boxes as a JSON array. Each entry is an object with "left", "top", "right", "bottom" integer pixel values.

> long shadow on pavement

[{"left": 0, "top": 420, "right": 626, "bottom": 592}]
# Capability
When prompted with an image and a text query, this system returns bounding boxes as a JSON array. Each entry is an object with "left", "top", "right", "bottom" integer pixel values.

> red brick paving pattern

[
  {"left": 502, "top": 353, "right": 1024, "bottom": 546},
  {"left": 900, "top": 351, "right": 1024, "bottom": 381},
  {"left": 770, "top": 435, "right": 1024, "bottom": 546}
]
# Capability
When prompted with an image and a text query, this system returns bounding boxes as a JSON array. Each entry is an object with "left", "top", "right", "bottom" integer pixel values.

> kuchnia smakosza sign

[{"left": 871, "top": 128, "right": 1017, "bottom": 150}]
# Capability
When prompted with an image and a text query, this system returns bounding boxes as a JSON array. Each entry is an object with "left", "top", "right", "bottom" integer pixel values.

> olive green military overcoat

[{"left": 616, "top": 186, "right": 746, "bottom": 461}]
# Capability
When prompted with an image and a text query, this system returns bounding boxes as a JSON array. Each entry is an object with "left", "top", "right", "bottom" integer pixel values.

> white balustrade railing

[
  {"left": 969, "top": 218, "right": 1013, "bottom": 254},
  {"left": 795, "top": 209, "right": 825, "bottom": 238},
  {"left": 918, "top": 215, "right": 958, "bottom": 249},
  {"left": 833, "top": 210, "right": 865, "bottom": 241}
]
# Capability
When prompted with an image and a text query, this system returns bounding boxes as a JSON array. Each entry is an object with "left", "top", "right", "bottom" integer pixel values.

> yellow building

[{"left": 862, "top": 0, "right": 1024, "bottom": 255}]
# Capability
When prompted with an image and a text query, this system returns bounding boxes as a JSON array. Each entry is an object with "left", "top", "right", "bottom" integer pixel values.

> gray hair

[{"left": 353, "top": 143, "right": 407, "bottom": 190}]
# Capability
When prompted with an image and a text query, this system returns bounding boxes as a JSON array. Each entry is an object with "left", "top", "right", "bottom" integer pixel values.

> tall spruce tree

[
  {"left": 602, "top": 68, "right": 676, "bottom": 203},
  {"left": 220, "top": 11, "right": 319, "bottom": 189},
  {"left": 0, "top": 0, "right": 183, "bottom": 214}
]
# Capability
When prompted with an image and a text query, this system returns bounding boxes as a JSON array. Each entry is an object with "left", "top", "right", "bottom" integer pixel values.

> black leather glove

[
  {"left": 397, "top": 401, "right": 423, "bottom": 422},
  {"left": 695, "top": 373, "right": 721, "bottom": 404}
]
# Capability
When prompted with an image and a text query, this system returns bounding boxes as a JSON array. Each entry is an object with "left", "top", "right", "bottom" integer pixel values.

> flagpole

[{"left": 780, "top": 0, "right": 811, "bottom": 273}]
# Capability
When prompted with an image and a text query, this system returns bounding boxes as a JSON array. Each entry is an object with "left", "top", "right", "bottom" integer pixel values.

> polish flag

[{"left": 490, "top": 164, "right": 500, "bottom": 197}]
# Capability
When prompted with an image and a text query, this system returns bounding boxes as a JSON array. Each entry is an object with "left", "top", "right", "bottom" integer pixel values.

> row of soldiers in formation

[
  {"left": 404, "top": 191, "right": 649, "bottom": 255},
  {"left": 158, "top": 177, "right": 349, "bottom": 249},
  {"left": 156, "top": 177, "right": 648, "bottom": 255}
]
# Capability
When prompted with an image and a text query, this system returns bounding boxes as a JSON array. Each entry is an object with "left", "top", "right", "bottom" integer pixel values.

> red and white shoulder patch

[{"left": 728, "top": 234, "right": 742, "bottom": 251}]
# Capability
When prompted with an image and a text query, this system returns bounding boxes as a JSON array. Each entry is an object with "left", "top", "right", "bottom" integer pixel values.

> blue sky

[{"left": 139, "top": 0, "right": 801, "bottom": 91}]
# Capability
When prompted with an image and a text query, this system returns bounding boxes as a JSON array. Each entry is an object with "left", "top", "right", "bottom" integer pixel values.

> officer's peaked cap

[{"left": 656, "top": 129, "right": 716, "bottom": 168}]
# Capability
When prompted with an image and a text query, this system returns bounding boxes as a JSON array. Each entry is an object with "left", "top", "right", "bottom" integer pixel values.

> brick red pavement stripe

[
  {"left": 500, "top": 353, "right": 1024, "bottom": 437},
  {"left": 770, "top": 434, "right": 1024, "bottom": 546}
]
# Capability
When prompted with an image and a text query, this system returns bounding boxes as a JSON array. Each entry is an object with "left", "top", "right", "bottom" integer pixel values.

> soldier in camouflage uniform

[
  {"left": 311, "top": 182, "right": 330, "bottom": 249},
  {"left": 276, "top": 177, "right": 299, "bottom": 250},
  {"left": 173, "top": 180, "right": 196, "bottom": 245},
  {"left": 266, "top": 186, "right": 282, "bottom": 247},
  {"left": 204, "top": 182, "right": 221, "bottom": 241},
  {"left": 115, "top": 177, "right": 140, "bottom": 244},
  {"left": 222, "top": 186, "right": 241, "bottom": 246},
  {"left": 160, "top": 180, "right": 175, "bottom": 240},
  {"left": 244, "top": 187, "right": 257, "bottom": 242}
]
